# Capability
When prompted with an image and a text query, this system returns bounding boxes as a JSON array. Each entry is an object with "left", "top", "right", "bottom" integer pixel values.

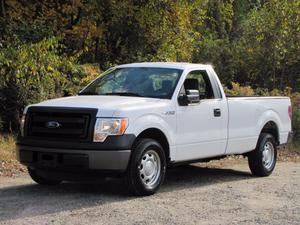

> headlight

[
  {"left": 20, "top": 114, "right": 26, "bottom": 137},
  {"left": 93, "top": 118, "right": 128, "bottom": 142}
]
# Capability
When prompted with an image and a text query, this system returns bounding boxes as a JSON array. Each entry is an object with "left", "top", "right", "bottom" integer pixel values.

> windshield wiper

[
  {"left": 78, "top": 91, "right": 98, "bottom": 95},
  {"left": 105, "top": 92, "right": 143, "bottom": 97},
  {"left": 79, "top": 91, "right": 144, "bottom": 97}
]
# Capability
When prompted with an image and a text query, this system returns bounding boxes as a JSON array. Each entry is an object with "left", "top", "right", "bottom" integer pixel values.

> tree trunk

[
  {"left": 279, "top": 66, "right": 285, "bottom": 90},
  {"left": 0, "top": 0, "right": 5, "bottom": 18},
  {"left": 94, "top": 37, "right": 99, "bottom": 62},
  {"left": 0, "top": 0, "right": 5, "bottom": 38}
]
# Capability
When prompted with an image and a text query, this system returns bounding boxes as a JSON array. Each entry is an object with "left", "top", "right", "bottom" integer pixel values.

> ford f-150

[{"left": 17, "top": 62, "right": 292, "bottom": 195}]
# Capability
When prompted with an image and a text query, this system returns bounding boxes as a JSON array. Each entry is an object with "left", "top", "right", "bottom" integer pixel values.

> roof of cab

[{"left": 116, "top": 62, "right": 211, "bottom": 70}]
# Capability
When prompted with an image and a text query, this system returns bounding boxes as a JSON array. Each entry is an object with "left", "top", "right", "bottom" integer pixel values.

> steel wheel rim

[
  {"left": 138, "top": 150, "right": 161, "bottom": 188},
  {"left": 262, "top": 141, "right": 275, "bottom": 170}
]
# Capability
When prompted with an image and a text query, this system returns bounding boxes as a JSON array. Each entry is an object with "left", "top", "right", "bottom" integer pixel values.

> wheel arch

[
  {"left": 260, "top": 121, "right": 280, "bottom": 145},
  {"left": 257, "top": 109, "right": 282, "bottom": 145},
  {"left": 134, "top": 128, "right": 170, "bottom": 163}
]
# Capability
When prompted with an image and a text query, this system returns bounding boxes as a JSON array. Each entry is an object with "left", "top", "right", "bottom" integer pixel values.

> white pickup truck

[{"left": 17, "top": 62, "right": 292, "bottom": 195}]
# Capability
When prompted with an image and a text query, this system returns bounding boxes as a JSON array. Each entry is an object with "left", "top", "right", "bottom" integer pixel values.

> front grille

[{"left": 25, "top": 107, "right": 97, "bottom": 141}]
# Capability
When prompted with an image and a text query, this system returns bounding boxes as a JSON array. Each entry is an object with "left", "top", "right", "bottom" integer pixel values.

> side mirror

[
  {"left": 186, "top": 89, "right": 200, "bottom": 104},
  {"left": 178, "top": 89, "right": 200, "bottom": 106}
]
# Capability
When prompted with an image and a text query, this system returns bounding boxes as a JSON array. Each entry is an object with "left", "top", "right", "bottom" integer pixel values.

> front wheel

[
  {"left": 126, "top": 138, "right": 166, "bottom": 196},
  {"left": 248, "top": 133, "right": 277, "bottom": 176}
]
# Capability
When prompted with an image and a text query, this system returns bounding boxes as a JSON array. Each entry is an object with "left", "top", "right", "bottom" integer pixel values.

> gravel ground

[{"left": 0, "top": 161, "right": 299, "bottom": 225}]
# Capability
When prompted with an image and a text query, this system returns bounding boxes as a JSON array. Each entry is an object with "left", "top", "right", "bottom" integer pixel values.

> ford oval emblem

[{"left": 45, "top": 121, "right": 61, "bottom": 129}]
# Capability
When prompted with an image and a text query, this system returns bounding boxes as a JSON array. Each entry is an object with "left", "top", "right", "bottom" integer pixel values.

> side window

[{"left": 183, "top": 70, "right": 215, "bottom": 99}]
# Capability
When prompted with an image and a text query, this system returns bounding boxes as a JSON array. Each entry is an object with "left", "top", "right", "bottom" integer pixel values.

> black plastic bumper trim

[
  {"left": 17, "top": 134, "right": 136, "bottom": 151},
  {"left": 17, "top": 147, "right": 131, "bottom": 171}
]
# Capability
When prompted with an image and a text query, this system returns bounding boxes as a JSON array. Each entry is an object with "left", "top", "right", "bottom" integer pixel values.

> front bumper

[
  {"left": 16, "top": 134, "right": 136, "bottom": 172},
  {"left": 16, "top": 145, "right": 131, "bottom": 172}
]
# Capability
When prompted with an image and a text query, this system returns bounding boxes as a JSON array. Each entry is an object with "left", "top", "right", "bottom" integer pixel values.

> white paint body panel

[
  {"left": 25, "top": 62, "right": 292, "bottom": 163},
  {"left": 226, "top": 97, "right": 291, "bottom": 154},
  {"left": 175, "top": 98, "right": 228, "bottom": 161}
]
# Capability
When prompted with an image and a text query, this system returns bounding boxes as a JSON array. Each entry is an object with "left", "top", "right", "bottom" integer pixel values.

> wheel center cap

[{"left": 144, "top": 161, "right": 155, "bottom": 176}]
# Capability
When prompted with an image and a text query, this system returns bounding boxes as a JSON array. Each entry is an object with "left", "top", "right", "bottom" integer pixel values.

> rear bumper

[{"left": 16, "top": 145, "right": 131, "bottom": 172}]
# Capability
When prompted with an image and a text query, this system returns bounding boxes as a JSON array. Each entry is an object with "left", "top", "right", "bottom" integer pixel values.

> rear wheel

[
  {"left": 28, "top": 167, "right": 62, "bottom": 185},
  {"left": 126, "top": 138, "right": 166, "bottom": 196},
  {"left": 248, "top": 133, "right": 277, "bottom": 176}
]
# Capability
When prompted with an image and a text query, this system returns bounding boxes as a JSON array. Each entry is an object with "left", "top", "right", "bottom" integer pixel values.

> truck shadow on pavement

[{"left": 0, "top": 165, "right": 253, "bottom": 221}]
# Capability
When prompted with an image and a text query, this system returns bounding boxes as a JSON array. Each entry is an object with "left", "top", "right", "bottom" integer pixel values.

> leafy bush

[
  {"left": 224, "top": 82, "right": 255, "bottom": 96},
  {"left": 78, "top": 64, "right": 101, "bottom": 87},
  {"left": 293, "top": 108, "right": 300, "bottom": 144},
  {"left": 0, "top": 37, "right": 85, "bottom": 132},
  {"left": 291, "top": 93, "right": 300, "bottom": 145}
]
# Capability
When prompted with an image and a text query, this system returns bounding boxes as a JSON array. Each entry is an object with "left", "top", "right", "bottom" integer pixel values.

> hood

[{"left": 27, "top": 95, "right": 164, "bottom": 117}]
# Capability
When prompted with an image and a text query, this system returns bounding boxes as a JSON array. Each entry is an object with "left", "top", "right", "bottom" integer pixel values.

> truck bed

[{"left": 225, "top": 96, "right": 291, "bottom": 154}]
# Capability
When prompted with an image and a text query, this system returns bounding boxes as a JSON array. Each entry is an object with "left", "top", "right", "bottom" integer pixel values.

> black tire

[
  {"left": 28, "top": 167, "right": 62, "bottom": 185},
  {"left": 248, "top": 133, "right": 277, "bottom": 177},
  {"left": 126, "top": 138, "right": 166, "bottom": 196}
]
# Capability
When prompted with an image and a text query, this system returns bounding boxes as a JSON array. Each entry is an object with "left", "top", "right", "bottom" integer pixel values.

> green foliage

[
  {"left": 224, "top": 82, "right": 255, "bottom": 96},
  {"left": 190, "top": 0, "right": 300, "bottom": 90},
  {"left": 1, "top": 1, "right": 299, "bottom": 88},
  {"left": 78, "top": 64, "right": 101, "bottom": 87},
  {"left": 291, "top": 94, "right": 300, "bottom": 145},
  {"left": 232, "top": 0, "right": 300, "bottom": 90},
  {"left": 0, "top": 37, "right": 84, "bottom": 132},
  {"left": 293, "top": 107, "right": 300, "bottom": 145}
]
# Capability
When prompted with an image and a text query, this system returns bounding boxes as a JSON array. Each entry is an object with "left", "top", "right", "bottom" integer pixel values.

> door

[{"left": 175, "top": 70, "right": 228, "bottom": 162}]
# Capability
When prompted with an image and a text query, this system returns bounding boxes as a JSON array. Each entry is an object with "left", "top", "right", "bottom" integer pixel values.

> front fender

[{"left": 126, "top": 113, "right": 175, "bottom": 146}]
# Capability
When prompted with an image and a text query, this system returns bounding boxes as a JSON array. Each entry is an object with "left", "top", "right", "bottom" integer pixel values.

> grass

[
  {"left": 0, "top": 135, "right": 16, "bottom": 161},
  {"left": 0, "top": 135, "right": 25, "bottom": 176}
]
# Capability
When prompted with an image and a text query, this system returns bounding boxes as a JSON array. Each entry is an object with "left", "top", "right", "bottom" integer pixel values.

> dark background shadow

[{"left": 0, "top": 165, "right": 253, "bottom": 221}]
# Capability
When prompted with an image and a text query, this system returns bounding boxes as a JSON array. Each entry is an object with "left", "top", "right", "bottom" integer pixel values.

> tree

[{"left": 0, "top": 37, "right": 84, "bottom": 132}]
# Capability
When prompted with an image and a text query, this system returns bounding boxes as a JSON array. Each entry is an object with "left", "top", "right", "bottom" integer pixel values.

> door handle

[{"left": 214, "top": 108, "right": 221, "bottom": 117}]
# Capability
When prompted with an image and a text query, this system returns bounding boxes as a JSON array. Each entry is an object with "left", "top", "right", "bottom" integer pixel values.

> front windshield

[{"left": 79, "top": 67, "right": 183, "bottom": 99}]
